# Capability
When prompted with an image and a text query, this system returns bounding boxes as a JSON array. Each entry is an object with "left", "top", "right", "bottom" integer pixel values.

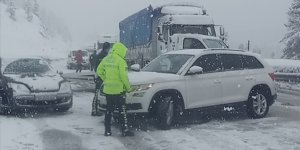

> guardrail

[
  {"left": 275, "top": 73, "right": 300, "bottom": 83},
  {"left": 274, "top": 73, "right": 300, "bottom": 96}
]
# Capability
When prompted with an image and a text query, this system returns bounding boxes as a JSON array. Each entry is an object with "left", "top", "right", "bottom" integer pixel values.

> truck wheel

[
  {"left": 157, "top": 96, "right": 174, "bottom": 130},
  {"left": 246, "top": 89, "right": 269, "bottom": 119}
]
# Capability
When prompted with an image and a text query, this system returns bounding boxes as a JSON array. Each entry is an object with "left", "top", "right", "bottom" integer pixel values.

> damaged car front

[{"left": 0, "top": 58, "right": 73, "bottom": 113}]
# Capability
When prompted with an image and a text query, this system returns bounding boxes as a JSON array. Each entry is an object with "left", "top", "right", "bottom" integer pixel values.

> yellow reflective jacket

[{"left": 97, "top": 42, "right": 132, "bottom": 95}]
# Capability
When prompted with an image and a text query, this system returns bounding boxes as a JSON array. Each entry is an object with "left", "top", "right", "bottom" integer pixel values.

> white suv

[{"left": 98, "top": 49, "right": 277, "bottom": 130}]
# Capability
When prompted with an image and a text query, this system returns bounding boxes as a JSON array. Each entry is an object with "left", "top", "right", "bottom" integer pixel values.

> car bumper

[
  {"left": 1, "top": 93, "right": 73, "bottom": 109},
  {"left": 97, "top": 92, "right": 150, "bottom": 114},
  {"left": 269, "top": 93, "right": 277, "bottom": 106}
]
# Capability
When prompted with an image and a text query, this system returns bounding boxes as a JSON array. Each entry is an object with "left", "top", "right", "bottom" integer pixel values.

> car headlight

[
  {"left": 132, "top": 83, "right": 153, "bottom": 91},
  {"left": 60, "top": 82, "right": 72, "bottom": 93},
  {"left": 9, "top": 83, "right": 30, "bottom": 95}
]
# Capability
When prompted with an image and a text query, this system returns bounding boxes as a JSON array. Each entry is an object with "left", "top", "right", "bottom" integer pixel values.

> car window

[
  {"left": 4, "top": 59, "right": 51, "bottom": 74},
  {"left": 242, "top": 55, "right": 264, "bottom": 69},
  {"left": 183, "top": 38, "right": 206, "bottom": 49},
  {"left": 142, "top": 54, "right": 193, "bottom": 74},
  {"left": 191, "top": 54, "right": 222, "bottom": 73},
  {"left": 220, "top": 54, "right": 243, "bottom": 71},
  {"left": 203, "top": 39, "right": 227, "bottom": 48}
]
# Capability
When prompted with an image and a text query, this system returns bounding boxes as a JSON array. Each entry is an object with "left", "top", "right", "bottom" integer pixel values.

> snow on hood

[
  {"left": 5, "top": 73, "right": 64, "bottom": 92},
  {"left": 128, "top": 71, "right": 180, "bottom": 85}
]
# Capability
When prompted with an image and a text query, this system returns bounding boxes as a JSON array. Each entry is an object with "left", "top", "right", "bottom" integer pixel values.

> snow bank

[
  {"left": 0, "top": 3, "right": 70, "bottom": 59},
  {"left": 265, "top": 58, "right": 300, "bottom": 73}
]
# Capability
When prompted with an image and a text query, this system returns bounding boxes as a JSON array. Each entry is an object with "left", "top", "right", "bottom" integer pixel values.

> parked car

[
  {"left": 67, "top": 50, "right": 90, "bottom": 70},
  {"left": 0, "top": 58, "right": 73, "bottom": 114},
  {"left": 98, "top": 49, "right": 277, "bottom": 129}
]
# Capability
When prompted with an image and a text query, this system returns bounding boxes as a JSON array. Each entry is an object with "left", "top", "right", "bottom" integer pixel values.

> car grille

[{"left": 16, "top": 97, "right": 70, "bottom": 106}]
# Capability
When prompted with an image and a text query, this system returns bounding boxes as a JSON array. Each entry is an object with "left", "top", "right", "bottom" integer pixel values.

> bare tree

[
  {"left": 32, "top": 0, "right": 39, "bottom": 17},
  {"left": 24, "top": 0, "right": 33, "bottom": 21},
  {"left": 6, "top": 0, "right": 16, "bottom": 20}
]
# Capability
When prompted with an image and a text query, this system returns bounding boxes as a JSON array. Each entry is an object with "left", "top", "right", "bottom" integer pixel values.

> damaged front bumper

[{"left": 0, "top": 92, "right": 73, "bottom": 110}]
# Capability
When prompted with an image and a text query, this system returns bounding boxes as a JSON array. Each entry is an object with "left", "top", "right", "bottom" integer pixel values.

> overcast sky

[{"left": 39, "top": 0, "right": 292, "bottom": 58}]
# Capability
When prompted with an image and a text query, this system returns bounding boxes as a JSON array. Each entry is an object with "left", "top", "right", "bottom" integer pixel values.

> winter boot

[
  {"left": 91, "top": 92, "right": 101, "bottom": 116},
  {"left": 104, "top": 130, "right": 112, "bottom": 136}
]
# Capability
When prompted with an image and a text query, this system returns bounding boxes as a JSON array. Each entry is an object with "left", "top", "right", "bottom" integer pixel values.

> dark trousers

[
  {"left": 91, "top": 79, "right": 103, "bottom": 114},
  {"left": 76, "top": 63, "right": 82, "bottom": 73},
  {"left": 90, "top": 65, "right": 94, "bottom": 71},
  {"left": 105, "top": 94, "right": 129, "bottom": 132}
]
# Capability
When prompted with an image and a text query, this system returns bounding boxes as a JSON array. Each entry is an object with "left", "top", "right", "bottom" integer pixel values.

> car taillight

[{"left": 268, "top": 72, "right": 275, "bottom": 81}]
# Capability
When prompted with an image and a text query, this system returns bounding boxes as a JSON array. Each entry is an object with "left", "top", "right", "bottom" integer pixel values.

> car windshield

[
  {"left": 170, "top": 25, "right": 216, "bottom": 36},
  {"left": 4, "top": 59, "right": 51, "bottom": 74},
  {"left": 203, "top": 39, "right": 228, "bottom": 48},
  {"left": 142, "top": 54, "right": 193, "bottom": 74}
]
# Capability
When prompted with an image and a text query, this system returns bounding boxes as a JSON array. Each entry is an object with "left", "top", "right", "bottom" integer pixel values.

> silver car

[{"left": 0, "top": 58, "right": 73, "bottom": 113}]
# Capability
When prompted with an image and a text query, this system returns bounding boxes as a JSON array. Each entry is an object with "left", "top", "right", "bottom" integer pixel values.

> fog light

[{"left": 132, "top": 92, "right": 145, "bottom": 97}]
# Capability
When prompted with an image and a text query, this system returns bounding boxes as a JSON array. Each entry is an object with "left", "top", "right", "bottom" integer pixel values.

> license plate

[{"left": 35, "top": 95, "right": 56, "bottom": 101}]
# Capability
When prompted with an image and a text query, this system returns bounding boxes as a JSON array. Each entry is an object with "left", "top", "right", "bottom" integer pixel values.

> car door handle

[
  {"left": 214, "top": 80, "right": 221, "bottom": 84},
  {"left": 245, "top": 77, "right": 254, "bottom": 80}
]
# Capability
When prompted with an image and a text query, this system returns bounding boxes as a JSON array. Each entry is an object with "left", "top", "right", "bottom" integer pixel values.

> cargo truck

[{"left": 119, "top": 3, "right": 226, "bottom": 66}]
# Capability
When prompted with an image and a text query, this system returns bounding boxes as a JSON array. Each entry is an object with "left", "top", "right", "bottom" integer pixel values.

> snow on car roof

[
  {"left": 164, "top": 48, "right": 256, "bottom": 57},
  {"left": 172, "top": 33, "right": 222, "bottom": 40},
  {"left": 167, "top": 15, "right": 214, "bottom": 25},
  {"left": 161, "top": 6, "right": 204, "bottom": 15}
]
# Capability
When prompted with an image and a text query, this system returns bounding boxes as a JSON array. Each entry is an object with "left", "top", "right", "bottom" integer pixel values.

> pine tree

[{"left": 282, "top": 0, "right": 300, "bottom": 59}]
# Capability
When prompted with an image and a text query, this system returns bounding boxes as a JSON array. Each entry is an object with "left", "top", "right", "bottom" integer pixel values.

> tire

[
  {"left": 157, "top": 96, "right": 174, "bottom": 130},
  {"left": 246, "top": 89, "right": 269, "bottom": 119},
  {"left": 0, "top": 107, "right": 9, "bottom": 115}
]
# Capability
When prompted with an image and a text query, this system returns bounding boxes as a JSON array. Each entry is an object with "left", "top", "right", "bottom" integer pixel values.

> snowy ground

[
  {"left": 1, "top": 91, "right": 300, "bottom": 150},
  {"left": 1, "top": 55, "right": 300, "bottom": 150}
]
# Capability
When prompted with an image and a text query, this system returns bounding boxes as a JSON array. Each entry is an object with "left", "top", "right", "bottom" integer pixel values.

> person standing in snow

[
  {"left": 89, "top": 50, "right": 98, "bottom": 71},
  {"left": 97, "top": 42, "right": 134, "bottom": 137},
  {"left": 91, "top": 42, "right": 110, "bottom": 116},
  {"left": 75, "top": 50, "right": 83, "bottom": 73}
]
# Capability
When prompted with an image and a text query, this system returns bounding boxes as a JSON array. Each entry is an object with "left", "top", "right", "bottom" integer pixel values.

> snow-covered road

[{"left": 1, "top": 92, "right": 300, "bottom": 150}]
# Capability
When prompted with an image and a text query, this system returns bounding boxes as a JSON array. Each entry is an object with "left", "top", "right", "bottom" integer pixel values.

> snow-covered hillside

[{"left": 0, "top": 1, "right": 70, "bottom": 59}]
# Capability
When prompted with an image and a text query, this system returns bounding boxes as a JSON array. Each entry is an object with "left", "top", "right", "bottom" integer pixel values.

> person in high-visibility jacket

[{"left": 97, "top": 42, "right": 134, "bottom": 137}]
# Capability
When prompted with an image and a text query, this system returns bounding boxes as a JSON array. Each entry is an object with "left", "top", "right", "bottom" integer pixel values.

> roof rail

[{"left": 204, "top": 48, "right": 246, "bottom": 52}]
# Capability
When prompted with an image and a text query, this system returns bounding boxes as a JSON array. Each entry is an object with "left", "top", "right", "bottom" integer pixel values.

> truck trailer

[{"left": 119, "top": 3, "right": 225, "bottom": 66}]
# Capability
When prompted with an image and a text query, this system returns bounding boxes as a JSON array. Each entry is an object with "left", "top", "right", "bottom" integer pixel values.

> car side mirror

[
  {"left": 57, "top": 70, "right": 63, "bottom": 75},
  {"left": 188, "top": 66, "right": 203, "bottom": 75},
  {"left": 130, "top": 64, "right": 140, "bottom": 72}
]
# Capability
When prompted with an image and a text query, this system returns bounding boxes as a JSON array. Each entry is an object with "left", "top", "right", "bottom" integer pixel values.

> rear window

[{"left": 242, "top": 55, "right": 264, "bottom": 69}]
